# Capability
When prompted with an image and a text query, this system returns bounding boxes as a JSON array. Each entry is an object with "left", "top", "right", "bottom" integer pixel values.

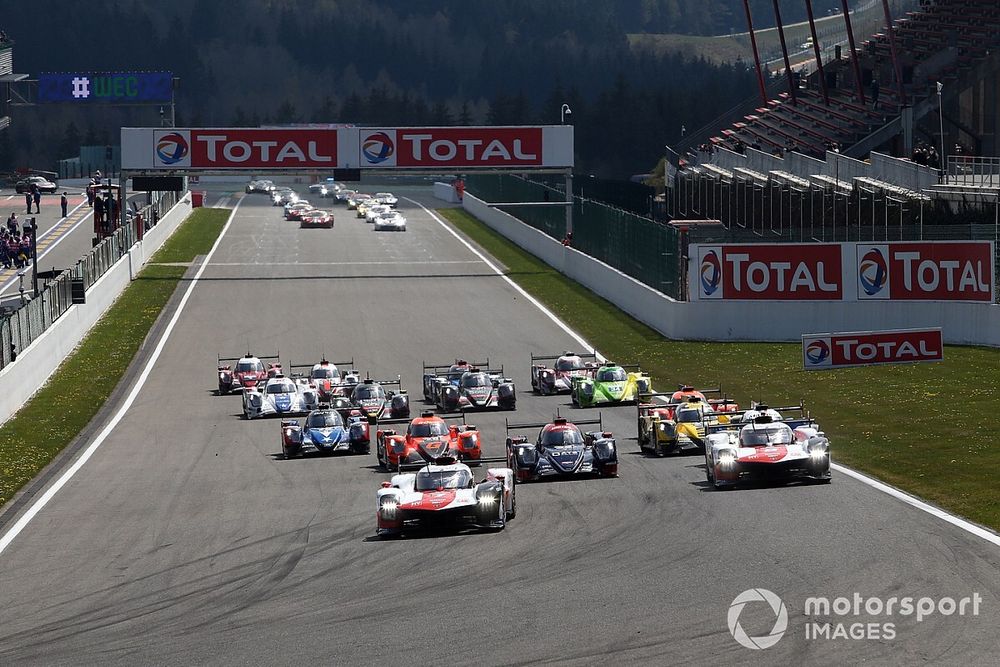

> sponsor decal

[
  {"left": 389, "top": 127, "right": 543, "bottom": 167},
  {"left": 361, "top": 130, "right": 396, "bottom": 165},
  {"left": 856, "top": 242, "right": 993, "bottom": 302},
  {"left": 802, "top": 328, "right": 943, "bottom": 370},
  {"left": 695, "top": 244, "right": 842, "bottom": 300},
  {"left": 154, "top": 129, "right": 338, "bottom": 168},
  {"left": 154, "top": 131, "right": 190, "bottom": 167}
]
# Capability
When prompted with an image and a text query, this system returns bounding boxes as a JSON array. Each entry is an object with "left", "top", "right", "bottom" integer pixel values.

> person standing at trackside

[
  {"left": 24, "top": 191, "right": 31, "bottom": 215},
  {"left": 93, "top": 193, "right": 105, "bottom": 234},
  {"left": 870, "top": 76, "right": 880, "bottom": 111},
  {"left": 60, "top": 192, "right": 68, "bottom": 218},
  {"left": 32, "top": 188, "right": 41, "bottom": 214}
]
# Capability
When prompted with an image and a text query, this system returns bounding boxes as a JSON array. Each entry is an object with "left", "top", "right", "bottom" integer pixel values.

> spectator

[
  {"left": 109, "top": 196, "right": 119, "bottom": 229},
  {"left": 24, "top": 191, "right": 31, "bottom": 215},
  {"left": 32, "top": 188, "right": 41, "bottom": 214},
  {"left": 6, "top": 212, "right": 16, "bottom": 235},
  {"left": 562, "top": 231, "right": 573, "bottom": 247},
  {"left": 870, "top": 77, "right": 880, "bottom": 110},
  {"left": 928, "top": 147, "right": 940, "bottom": 169},
  {"left": 94, "top": 194, "right": 105, "bottom": 233},
  {"left": 61, "top": 192, "right": 68, "bottom": 218},
  {"left": 86, "top": 184, "right": 94, "bottom": 206}
]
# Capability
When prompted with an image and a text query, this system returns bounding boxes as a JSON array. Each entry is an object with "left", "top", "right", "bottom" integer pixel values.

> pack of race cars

[
  {"left": 245, "top": 179, "right": 406, "bottom": 231},
  {"left": 217, "top": 344, "right": 832, "bottom": 536}
]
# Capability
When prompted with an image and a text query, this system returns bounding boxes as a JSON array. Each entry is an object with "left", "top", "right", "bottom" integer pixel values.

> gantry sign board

[
  {"left": 120, "top": 126, "right": 574, "bottom": 171},
  {"left": 40, "top": 72, "right": 173, "bottom": 103},
  {"left": 690, "top": 241, "right": 995, "bottom": 303}
]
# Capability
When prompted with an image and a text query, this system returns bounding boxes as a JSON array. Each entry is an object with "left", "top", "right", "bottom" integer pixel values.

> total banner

[
  {"left": 690, "top": 241, "right": 994, "bottom": 302},
  {"left": 120, "top": 126, "right": 574, "bottom": 171},
  {"left": 802, "top": 328, "right": 944, "bottom": 370}
]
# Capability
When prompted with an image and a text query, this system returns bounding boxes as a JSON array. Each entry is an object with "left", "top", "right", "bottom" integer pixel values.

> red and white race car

[
  {"left": 375, "top": 457, "right": 515, "bottom": 537},
  {"left": 375, "top": 411, "right": 481, "bottom": 471},
  {"left": 216, "top": 352, "right": 281, "bottom": 394},
  {"left": 288, "top": 358, "right": 355, "bottom": 404},
  {"left": 704, "top": 405, "right": 831, "bottom": 489},
  {"left": 300, "top": 209, "right": 334, "bottom": 228},
  {"left": 530, "top": 351, "right": 600, "bottom": 395}
]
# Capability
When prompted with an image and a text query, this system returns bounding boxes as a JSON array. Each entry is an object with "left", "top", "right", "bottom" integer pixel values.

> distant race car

[
  {"left": 364, "top": 204, "right": 392, "bottom": 223},
  {"left": 309, "top": 180, "right": 341, "bottom": 197},
  {"left": 373, "top": 192, "right": 398, "bottom": 207},
  {"left": 287, "top": 358, "right": 355, "bottom": 404},
  {"left": 246, "top": 179, "right": 274, "bottom": 194},
  {"left": 570, "top": 362, "right": 651, "bottom": 408},
  {"left": 422, "top": 359, "right": 490, "bottom": 402},
  {"left": 217, "top": 352, "right": 281, "bottom": 394},
  {"left": 335, "top": 189, "right": 357, "bottom": 204},
  {"left": 243, "top": 375, "right": 318, "bottom": 419},
  {"left": 348, "top": 193, "right": 371, "bottom": 210},
  {"left": 433, "top": 367, "right": 516, "bottom": 412},
  {"left": 505, "top": 414, "right": 618, "bottom": 481},
  {"left": 375, "top": 457, "right": 515, "bottom": 537},
  {"left": 373, "top": 211, "right": 407, "bottom": 231},
  {"left": 637, "top": 386, "right": 739, "bottom": 456},
  {"left": 530, "top": 351, "right": 600, "bottom": 395},
  {"left": 300, "top": 209, "right": 334, "bottom": 228},
  {"left": 272, "top": 188, "right": 297, "bottom": 206},
  {"left": 15, "top": 175, "right": 58, "bottom": 194},
  {"left": 704, "top": 404, "right": 831, "bottom": 489},
  {"left": 280, "top": 408, "right": 370, "bottom": 458},
  {"left": 374, "top": 411, "right": 481, "bottom": 470},
  {"left": 284, "top": 202, "right": 313, "bottom": 220},
  {"left": 349, "top": 377, "right": 410, "bottom": 420}
]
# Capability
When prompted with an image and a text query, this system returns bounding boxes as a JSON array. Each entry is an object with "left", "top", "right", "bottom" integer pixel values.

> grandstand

[
  {"left": 0, "top": 36, "right": 13, "bottom": 131},
  {"left": 705, "top": 0, "right": 1000, "bottom": 160}
]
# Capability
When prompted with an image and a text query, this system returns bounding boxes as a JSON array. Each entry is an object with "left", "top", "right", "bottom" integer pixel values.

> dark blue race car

[{"left": 505, "top": 414, "right": 618, "bottom": 482}]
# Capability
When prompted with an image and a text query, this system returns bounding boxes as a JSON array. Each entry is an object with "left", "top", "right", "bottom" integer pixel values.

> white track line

[
  {"left": 405, "top": 197, "right": 604, "bottom": 364},
  {"left": 206, "top": 260, "right": 483, "bottom": 267},
  {"left": 413, "top": 197, "right": 1000, "bottom": 550},
  {"left": 0, "top": 197, "right": 244, "bottom": 557}
]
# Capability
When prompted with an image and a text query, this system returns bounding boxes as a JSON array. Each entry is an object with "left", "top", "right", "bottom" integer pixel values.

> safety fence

[
  {"left": 0, "top": 190, "right": 181, "bottom": 368},
  {"left": 465, "top": 175, "right": 685, "bottom": 300}
]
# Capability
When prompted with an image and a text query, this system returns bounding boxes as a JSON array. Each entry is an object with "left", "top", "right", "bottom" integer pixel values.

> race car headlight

[
  {"left": 809, "top": 446, "right": 828, "bottom": 460},
  {"left": 380, "top": 500, "right": 398, "bottom": 517},
  {"left": 477, "top": 495, "right": 496, "bottom": 507},
  {"left": 718, "top": 451, "right": 736, "bottom": 466}
]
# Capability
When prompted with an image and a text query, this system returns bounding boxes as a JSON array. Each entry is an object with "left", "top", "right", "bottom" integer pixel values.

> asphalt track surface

[{"left": 1, "top": 185, "right": 999, "bottom": 665}]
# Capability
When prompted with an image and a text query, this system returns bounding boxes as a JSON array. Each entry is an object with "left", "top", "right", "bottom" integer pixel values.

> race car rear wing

[
  {"left": 288, "top": 358, "right": 354, "bottom": 374},
  {"left": 704, "top": 405, "right": 811, "bottom": 432},
  {"left": 422, "top": 359, "right": 490, "bottom": 374},
  {"left": 505, "top": 413, "right": 604, "bottom": 433},
  {"left": 530, "top": 351, "right": 599, "bottom": 363},
  {"left": 377, "top": 411, "right": 466, "bottom": 427},
  {"left": 218, "top": 351, "right": 279, "bottom": 364}
]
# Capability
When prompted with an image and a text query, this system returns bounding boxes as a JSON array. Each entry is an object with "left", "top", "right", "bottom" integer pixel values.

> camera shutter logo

[{"left": 728, "top": 588, "right": 788, "bottom": 650}]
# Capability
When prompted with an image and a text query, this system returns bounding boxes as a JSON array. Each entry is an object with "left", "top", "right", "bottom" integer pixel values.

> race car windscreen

[
  {"left": 556, "top": 357, "right": 584, "bottom": 371},
  {"left": 676, "top": 406, "right": 708, "bottom": 423},
  {"left": 353, "top": 384, "right": 385, "bottom": 400},
  {"left": 410, "top": 421, "right": 449, "bottom": 437},
  {"left": 447, "top": 366, "right": 468, "bottom": 382},
  {"left": 311, "top": 367, "right": 336, "bottom": 379},
  {"left": 267, "top": 381, "right": 296, "bottom": 394},
  {"left": 415, "top": 469, "right": 473, "bottom": 491},
  {"left": 461, "top": 373, "right": 491, "bottom": 388},
  {"left": 307, "top": 412, "right": 343, "bottom": 428},
  {"left": 541, "top": 427, "right": 584, "bottom": 447},
  {"left": 237, "top": 360, "right": 264, "bottom": 372},
  {"left": 741, "top": 424, "right": 794, "bottom": 446},
  {"left": 597, "top": 367, "right": 627, "bottom": 382}
]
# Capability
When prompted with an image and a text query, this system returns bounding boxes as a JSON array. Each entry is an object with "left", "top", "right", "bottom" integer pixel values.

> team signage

[
  {"left": 856, "top": 242, "right": 994, "bottom": 302},
  {"left": 39, "top": 72, "right": 173, "bottom": 103},
  {"left": 121, "top": 126, "right": 574, "bottom": 171},
  {"left": 802, "top": 328, "right": 944, "bottom": 370},
  {"left": 691, "top": 241, "right": 994, "bottom": 302},
  {"left": 695, "top": 243, "right": 843, "bottom": 300}
]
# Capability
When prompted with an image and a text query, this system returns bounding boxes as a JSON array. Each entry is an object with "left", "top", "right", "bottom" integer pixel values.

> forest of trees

[{"left": 0, "top": 0, "right": 847, "bottom": 177}]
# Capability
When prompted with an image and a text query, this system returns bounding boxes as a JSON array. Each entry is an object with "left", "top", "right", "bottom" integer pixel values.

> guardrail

[
  {"left": 0, "top": 190, "right": 181, "bottom": 368},
  {"left": 946, "top": 156, "right": 1000, "bottom": 188}
]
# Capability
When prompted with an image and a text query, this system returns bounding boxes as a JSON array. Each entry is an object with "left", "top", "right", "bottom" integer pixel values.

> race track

[{"left": 0, "top": 186, "right": 998, "bottom": 665}]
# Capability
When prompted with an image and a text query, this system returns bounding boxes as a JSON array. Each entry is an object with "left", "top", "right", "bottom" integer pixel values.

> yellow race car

[{"left": 637, "top": 387, "right": 739, "bottom": 456}]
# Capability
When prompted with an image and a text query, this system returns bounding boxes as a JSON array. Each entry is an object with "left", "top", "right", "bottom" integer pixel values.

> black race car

[{"left": 505, "top": 414, "right": 618, "bottom": 482}]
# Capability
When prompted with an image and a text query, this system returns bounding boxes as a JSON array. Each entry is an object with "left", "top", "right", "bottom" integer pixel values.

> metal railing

[
  {"left": 0, "top": 190, "right": 181, "bottom": 368},
  {"left": 946, "top": 156, "right": 1000, "bottom": 188}
]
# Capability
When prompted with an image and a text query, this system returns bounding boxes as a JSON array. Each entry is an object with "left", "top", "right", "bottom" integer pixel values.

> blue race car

[
  {"left": 280, "top": 408, "right": 370, "bottom": 458},
  {"left": 505, "top": 414, "right": 618, "bottom": 482}
]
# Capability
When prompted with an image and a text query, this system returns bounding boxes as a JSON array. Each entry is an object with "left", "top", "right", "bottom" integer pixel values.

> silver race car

[{"left": 243, "top": 376, "right": 318, "bottom": 419}]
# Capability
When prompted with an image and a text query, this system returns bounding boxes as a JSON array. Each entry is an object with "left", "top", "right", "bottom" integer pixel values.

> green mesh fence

[{"left": 466, "top": 175, "right": 685, "bottom": 300}]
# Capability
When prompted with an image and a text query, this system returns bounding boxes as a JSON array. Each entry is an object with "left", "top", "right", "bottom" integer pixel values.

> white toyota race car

[
  {"left": 243, "top": 376, "right": 318, "bottom": 419},
  {"left": 704, "top": 405, "right": 831, "bottom": 489},
  {"left": 376, "top": 457, "right": 516, "bottom": 537},
  {"left": 373, "top": 211, "right": 407, "bottom": 231}
]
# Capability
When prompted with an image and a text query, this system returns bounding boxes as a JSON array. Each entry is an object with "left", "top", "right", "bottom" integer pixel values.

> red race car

[
  {"left": 300, "top": 209, "right": 334, "bottom": 228},
  {"left": 216, "top": 352, "right": 281, "bottom": 394},
  {"left": 375, "top": 411, "right": 482, "bottom": 471},
  {"left": 284, "top": 202, "right": 314, "bottom": 220},
  {"left": 288, "top": 357, "right": 355, "bottom": 404}
]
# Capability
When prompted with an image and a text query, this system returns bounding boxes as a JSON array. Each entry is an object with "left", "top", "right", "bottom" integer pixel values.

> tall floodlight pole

[
  {"left": 561, "top": 103, "right": 572, "bottom": 125},
  {"left": 937, "top": 82, "right": 946, "bottom": 179},
  {"left": 741, "top": 0, "right": 768, "bottom": 104},
  {"left": 772, "top": 0, "right": 796, "bottom": 105}
]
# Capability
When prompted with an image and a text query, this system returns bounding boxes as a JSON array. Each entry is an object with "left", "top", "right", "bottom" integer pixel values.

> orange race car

[{"left": 375, "top": 411, "right": 482, "bottom": 471}]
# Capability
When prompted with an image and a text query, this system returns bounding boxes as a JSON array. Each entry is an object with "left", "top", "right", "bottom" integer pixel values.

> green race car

[{"left": 571, "top": 363, "right": 651, "bottom": 408}]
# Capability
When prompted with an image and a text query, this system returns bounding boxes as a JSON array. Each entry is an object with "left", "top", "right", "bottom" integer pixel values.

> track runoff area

[{"left": 0, "top": 128, "right": 996, "bottom": 664}]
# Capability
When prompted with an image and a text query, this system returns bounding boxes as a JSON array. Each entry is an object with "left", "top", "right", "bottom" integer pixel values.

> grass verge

[
  {"left": 0, "top": 208, "right": 230, "bottom": 508},
  {"left": 438, "top": 208, "right": 1000, "bottom": 530}
]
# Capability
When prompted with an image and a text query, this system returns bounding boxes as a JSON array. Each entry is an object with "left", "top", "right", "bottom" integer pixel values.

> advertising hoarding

[{"left": 802, "top": 328, "right": 944, "bottom": 370}]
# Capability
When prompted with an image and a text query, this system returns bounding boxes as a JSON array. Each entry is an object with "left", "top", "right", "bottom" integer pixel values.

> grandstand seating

[{"left": 708, "top": 0, "right": 1000, "bottom": 159}]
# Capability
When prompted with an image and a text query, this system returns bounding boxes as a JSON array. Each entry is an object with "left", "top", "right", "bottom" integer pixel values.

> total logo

[
  {"left": 804, "top": 338, "right": 831, "bottom": 366},
  {"left": 155, "top": 131, "right": 190, "bottom": 167},
  {"left": 858, "top": 245, "right": 889, "bottom": 298},
  {"left": 362, "top": 131, "right": 395, "bottom": 165},
  {"left": 700, "top": 249, "right": 722, "bottom": 297}
]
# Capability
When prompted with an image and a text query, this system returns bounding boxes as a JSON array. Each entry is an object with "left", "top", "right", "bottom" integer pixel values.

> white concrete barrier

[
  {"left": 0, "top": 194, "right": 194, "bottom": 424},
  {"left": 462, "top": 193, "right": 1000, "bottom": 347},
  {"left": 433, "top": 182, "right": 462, "bottom": 203}
]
